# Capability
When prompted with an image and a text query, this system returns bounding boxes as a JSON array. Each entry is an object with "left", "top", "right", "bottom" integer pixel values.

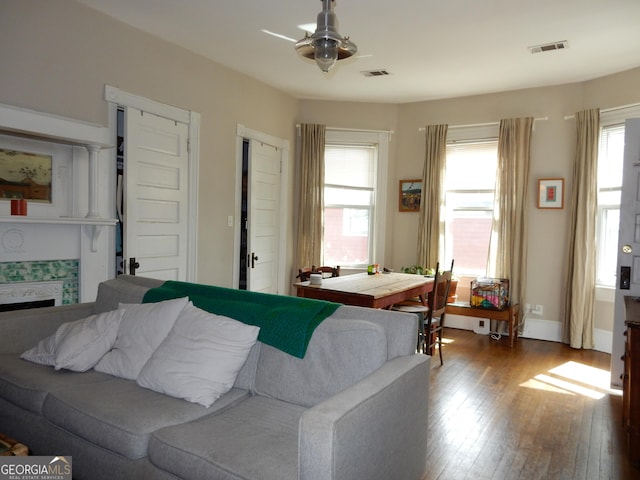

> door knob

[
  {"left": 251, "top": 253, "right": 259, "bottom": 268},
  {"left": 129, "top": 257, "right": 140, "bottom": 275}
]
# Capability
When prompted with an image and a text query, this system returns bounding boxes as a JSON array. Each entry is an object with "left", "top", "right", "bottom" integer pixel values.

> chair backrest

[
  {"left": 428, "top": 260, "right": 454, "bottom": 318},
  {"left": 297, "top": 267, "right": 314, "bottom": 282},
  {"left": 315, "top": 265, "right": 340, "bottom": 278},
  {"left": 430, "top": 270, "right": 452, "bottom": 317},
  {"left": 297, "top": 265, "right": 340, "bottom": 282}
]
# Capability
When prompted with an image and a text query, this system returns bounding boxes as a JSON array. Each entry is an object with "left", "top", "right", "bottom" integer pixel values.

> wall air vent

[
  {"left": 528, "top": 40, "right": 569, "bottom": 54},
  {"left": 361, "top": 69, "right": 390, "bottom": 77}
]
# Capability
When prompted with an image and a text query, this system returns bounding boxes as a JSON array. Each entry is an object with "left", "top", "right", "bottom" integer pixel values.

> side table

[
  {"left": 446, "top": 302, "right": 521, "bottom": 347},
  {"left": 0, "top": 432, "right": 28, "bottom": 456}
]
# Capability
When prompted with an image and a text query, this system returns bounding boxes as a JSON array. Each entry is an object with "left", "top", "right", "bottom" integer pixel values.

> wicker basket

[{"left": 470, "top": 278, "right": 509, "bottom": 310}]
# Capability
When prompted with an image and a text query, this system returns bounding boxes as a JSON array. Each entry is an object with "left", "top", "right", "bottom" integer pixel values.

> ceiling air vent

[
  {"left": 361, "top": 69, "right": 390, "bottom": 77},
  {"left": 528, "top": 40, "right": 569, "bottom": 54}
]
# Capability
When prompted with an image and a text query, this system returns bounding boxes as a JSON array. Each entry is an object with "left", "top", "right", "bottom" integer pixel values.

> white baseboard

[
  {"left": 446, "top": 315, "right": 613, "bottom": 354},
  {"left": 521, "top": 318, "right": 562, "bottom": 342}
]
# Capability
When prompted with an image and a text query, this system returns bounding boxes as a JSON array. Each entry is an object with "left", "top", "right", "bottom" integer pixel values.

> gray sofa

[{"left": 0, "top": 275, "right": 430, "bottom": 480}]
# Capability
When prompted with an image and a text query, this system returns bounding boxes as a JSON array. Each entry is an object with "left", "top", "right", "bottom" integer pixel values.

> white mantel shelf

[
  {"left": 0, "top": 216, "right": 117, "bottom": 252},
  {"left": 0, "top": 216, "right": 117, "bottom": 226}
]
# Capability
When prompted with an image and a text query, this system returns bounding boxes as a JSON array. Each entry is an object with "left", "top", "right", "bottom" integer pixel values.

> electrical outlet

[{"left": 533, "top": 304, "right": 543, "bottom": 315}]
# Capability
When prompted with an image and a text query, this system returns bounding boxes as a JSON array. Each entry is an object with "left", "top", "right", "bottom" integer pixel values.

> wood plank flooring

[{"left": 424, "top": 328, "right": 637, "bottom": 480}]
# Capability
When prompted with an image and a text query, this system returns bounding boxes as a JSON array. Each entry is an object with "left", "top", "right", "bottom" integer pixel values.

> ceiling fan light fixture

[
  {"left": 295, "top": 0, "right": 357, "bottom": 72},
  {"left": 313, "top": 38, "right": 339, "bottom": 72}
]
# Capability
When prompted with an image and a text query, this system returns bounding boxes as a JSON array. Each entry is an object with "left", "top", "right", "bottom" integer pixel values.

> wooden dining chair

[
  {"left": 314, "top": 265, "right": 340, "bottom": 278},
  {"left": 296, "top": 267, "right": 314, "bottom": 282},
  {"left": 392, "top": 263, "right": 439, "bottom": 354},
  {"left": 296, "top": 265, "right": 340, "bottom": 282},
  {"left": 425, "top": 260, "right": 454, "bottom": 365}
]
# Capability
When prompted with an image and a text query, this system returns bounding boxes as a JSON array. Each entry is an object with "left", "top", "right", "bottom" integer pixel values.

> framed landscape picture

[
  {"left": 399, "top": 179, "right": 422, "bottom": 212},
  {"left": 538, "top": 178, "right": 564, "bottom": 209},
  {"left": 0, "top": 148, "right": 53, "bottom": 202}
]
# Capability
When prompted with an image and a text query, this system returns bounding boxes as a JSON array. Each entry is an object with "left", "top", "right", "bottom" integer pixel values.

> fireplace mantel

[
  {"left": 0, "top": 216, "right": 117, "bottom": 252},
  {"left": 0, "top": 102, "right": 118, "bottom": 302}
]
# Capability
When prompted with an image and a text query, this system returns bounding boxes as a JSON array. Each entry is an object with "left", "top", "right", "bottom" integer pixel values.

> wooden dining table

[{"left": 294, "top": 272, "right": 434, "bottom": 309}]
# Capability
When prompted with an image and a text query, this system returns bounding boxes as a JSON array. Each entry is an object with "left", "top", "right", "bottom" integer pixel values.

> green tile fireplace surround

[{"left": 0, "top": 260, "right": 79, "bottom": 304}]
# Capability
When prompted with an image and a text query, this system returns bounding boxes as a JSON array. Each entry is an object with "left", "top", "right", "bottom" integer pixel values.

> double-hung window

[
  {"left": 322, "top": 130, "right": 389, "bottom": 268},
  {"left": 596, "top": 124, "right": 624, "bottom": 287},
  {"left": 443, "top": 138, "right": 498, "bottom": 276},
  {"left": 595, "top": 106, "right": 640, "bottom": 289}
]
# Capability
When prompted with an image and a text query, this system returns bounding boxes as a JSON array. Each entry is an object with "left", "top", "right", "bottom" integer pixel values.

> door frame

[
  {"left": 104, "top": 85, "right": 200, "bottom": 281},
  {"left": 234, "top": 124, "right": 289, "bottom": 294}
]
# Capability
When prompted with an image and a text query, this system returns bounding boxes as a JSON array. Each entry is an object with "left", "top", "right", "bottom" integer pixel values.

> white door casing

[
  {"left": 612, "top": 118, "right": 640, "bottom": 387},
  {"left": 247, "top": 139, "right": 281, "bottom": 293},
  {"left": 234, "top": 125, "right": 289, "bottom": 294},
  {"left": 105, "top": 85, "right": 200, "bottom": 282},
  {"left": 123, "top": 107, "right": 189, "bottom": 280}
]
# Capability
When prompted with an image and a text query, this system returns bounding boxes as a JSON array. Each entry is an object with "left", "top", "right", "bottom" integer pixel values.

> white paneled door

[
  {"left": 613, "top": 118, "right": 640, "bottom": 387},
  {"left": 247, "top": 139, "right": 281, "bottom": 293},
  {"left": 123, "top": 107, "right": 189, "bottom": 281}
]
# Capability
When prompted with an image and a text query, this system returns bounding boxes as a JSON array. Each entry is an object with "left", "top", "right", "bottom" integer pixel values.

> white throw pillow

[
  {"left": 94, "top": 297, "right": 189, "bottom": 380},
  {"left": 54, "top": 309, "right": 126, "bottom": 372},
  {"left": 137, "top": 304, "right": 260, "bottom": 407},
  {"left": 20, "top": 309, "right": 125, "bottom": 371},
  {"left": 20, "top": 333, "right": 57, "bottom": 366}
]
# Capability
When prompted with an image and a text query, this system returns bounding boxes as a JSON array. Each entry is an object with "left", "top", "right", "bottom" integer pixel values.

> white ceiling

[{"left": 76, "top": 0, "right": 640, "bottom": 104}]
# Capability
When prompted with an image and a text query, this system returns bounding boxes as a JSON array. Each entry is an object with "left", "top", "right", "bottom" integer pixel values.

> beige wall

[
  {"left": 299, "top": 71, "right": 640, "bottom": 337},
  {"left": 3, "top": 1, "right": 640, "bottom": 337},
  {"left": 0, "top": 0, "right": 298, "bottom": 288}
]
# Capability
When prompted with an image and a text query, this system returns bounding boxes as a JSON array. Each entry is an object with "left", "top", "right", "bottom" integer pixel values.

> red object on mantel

[{"left": 10, "top": 199, "right": 27, "bottom": 216}]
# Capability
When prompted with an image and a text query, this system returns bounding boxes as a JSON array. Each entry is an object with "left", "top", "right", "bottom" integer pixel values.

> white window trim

[
  {"left": 325, "top": 129, "right": 389, "bottom": 266},
  {"left": 444, "top": 124, "right": 499, "bottom": 275},
  {"left": 600, "top": 104, "right": 640, "bottom": 127},
  {"left": 595, "top": 105, "right": 640, "bottom": 294}
]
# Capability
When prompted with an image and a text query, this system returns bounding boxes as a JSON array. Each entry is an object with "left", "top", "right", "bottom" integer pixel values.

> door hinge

[{"left": 187, "top": 138, "right": 191, "bottom": 154}]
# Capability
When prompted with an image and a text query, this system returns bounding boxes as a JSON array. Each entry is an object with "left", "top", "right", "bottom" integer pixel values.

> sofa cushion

[
  {"left": 42, "top": 378, "right": 249, "bottom": 460},
  {"left": 94, "top": 297, "right": 189, "bottom": 380},
  {"left": 253, "top": 317, "right": 387, "bottom": 407},
  {"left": 0, "top": 354, "right": 114, "bottom": 414},
  {"left": 149, "top": 395, "right": 305, "bottom": 480},
  {"left": 137, "top": 304, "right": 260, "bottom": 407}
]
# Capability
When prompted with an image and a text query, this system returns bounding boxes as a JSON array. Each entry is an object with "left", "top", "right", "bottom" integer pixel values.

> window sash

[
  {"left": 596, "top": 205, "right": 620, "bottom": 286},
  {"left": 323, "top": 141, "right": 380, "bottom": 267},
  {"left": 443, "top": 140, "right": 498, "bottom": 275},
  {"left": 596, "top": 123, "right": 625, "bottom": 287}
]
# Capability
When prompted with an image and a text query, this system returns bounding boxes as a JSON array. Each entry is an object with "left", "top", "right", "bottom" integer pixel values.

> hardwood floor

[{"left": 424, "top": 328, "right": 637, "bottom": 480}]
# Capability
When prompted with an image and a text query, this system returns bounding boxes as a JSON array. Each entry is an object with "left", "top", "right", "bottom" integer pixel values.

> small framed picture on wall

[
  {"left": 537, "top": 178, "right": 564, "bottom": 209},
  {"left": 399, "top": 179, "right": 422, "bottom": 212}
]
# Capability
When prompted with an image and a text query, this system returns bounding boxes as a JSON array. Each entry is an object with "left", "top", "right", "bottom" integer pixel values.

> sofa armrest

[
  {"left": 0, "top": 302, "right": 96, "bottom": 354},
  {"left": 299, "top": 354, "right": 430, "bottom": 480}
]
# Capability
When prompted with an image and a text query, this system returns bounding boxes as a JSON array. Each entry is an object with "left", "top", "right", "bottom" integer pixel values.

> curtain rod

[
  {"left": 418, "top": 116, "right": 548, "bottom": 132},
  {"left": 295, "top": 125, "right": 394, "bottom": 135},
  {"left": 564, "top": 102, "right": 640, "bottom": 120}
]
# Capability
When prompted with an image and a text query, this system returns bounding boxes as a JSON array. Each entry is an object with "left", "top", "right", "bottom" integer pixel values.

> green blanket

[{"left": 143, "top": 281, "right": 341, "bottom": 358}]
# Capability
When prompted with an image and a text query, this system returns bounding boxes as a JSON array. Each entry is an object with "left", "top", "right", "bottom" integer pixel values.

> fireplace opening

[{"left": 0, "top": 298, "right": 55, "bottom": 312}]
